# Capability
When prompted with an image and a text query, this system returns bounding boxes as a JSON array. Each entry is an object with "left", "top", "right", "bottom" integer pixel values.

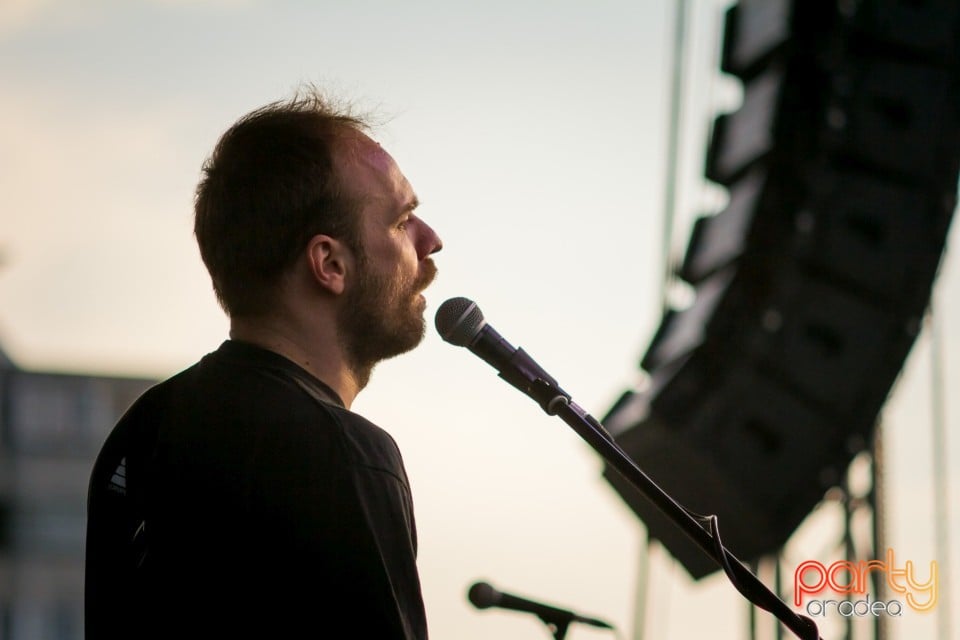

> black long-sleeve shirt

[{"left": 86, "top": 340, "right": 427, "bottom": 639}]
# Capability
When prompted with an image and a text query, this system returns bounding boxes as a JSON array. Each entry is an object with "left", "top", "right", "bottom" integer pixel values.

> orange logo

[{"left": 794, "top": 549, "right": 937, "bottom": 617}]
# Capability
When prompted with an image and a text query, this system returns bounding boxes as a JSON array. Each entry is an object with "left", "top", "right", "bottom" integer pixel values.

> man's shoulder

[
  {"left": 112, "top": 343, "right": 407, "bottom": 471},
  {"left": 143, "top": 342, "right": 315, "bottom": 401},
  {"left": 332, "top": 407, "right": 409, "bottom": 481},
  {"left": 113, "top": 343, "right": 342, "bottom": 441}
]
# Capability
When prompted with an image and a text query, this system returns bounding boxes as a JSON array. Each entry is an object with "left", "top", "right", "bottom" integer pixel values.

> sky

[{"left": 2, "top": 1, "right": 958, "bottom": 638}]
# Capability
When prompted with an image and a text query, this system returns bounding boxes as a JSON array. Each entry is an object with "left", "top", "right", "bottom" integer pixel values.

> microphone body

[
  {"left": 468, "top": 581, "right": 613, "bottom": 630},
  {"left": 435, "top": 297, "right": 569, "bottom": 413}
]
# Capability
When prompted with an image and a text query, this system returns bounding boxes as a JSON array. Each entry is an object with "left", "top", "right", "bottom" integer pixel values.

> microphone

[
  {"left": 434, "top": 297, "right": 570, "bottom": 414},
  {"left": 467, "top": 580, "right": 614, "bottom": 630}
]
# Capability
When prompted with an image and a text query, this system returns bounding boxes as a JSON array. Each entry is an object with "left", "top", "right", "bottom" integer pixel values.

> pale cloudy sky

[{"left": 2, "top": 1, "right": 957, "bottom": 638}]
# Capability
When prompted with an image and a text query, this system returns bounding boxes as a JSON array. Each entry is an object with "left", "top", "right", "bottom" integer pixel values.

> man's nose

[{"left": 417, "top": 220, "right": 443, "bottom": 259}]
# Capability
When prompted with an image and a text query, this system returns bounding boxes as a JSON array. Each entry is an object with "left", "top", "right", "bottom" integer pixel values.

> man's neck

[{"left": 229, "top": 315, "right": 364, "bottom": 409}]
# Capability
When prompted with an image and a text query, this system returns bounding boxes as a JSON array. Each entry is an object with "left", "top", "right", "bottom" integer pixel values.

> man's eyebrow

[{"left": 392, "top": 197, "right": 419, "bottom": 223}]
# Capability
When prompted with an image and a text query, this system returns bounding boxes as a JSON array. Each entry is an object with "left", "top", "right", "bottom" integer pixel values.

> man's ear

[{"left": 306, "top": 234, "right": 350, "bottom": 295}]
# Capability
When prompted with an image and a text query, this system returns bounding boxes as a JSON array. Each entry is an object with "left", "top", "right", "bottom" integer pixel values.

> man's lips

[{"left": 415, "top": 258, "right": 438, "bottom": 293}]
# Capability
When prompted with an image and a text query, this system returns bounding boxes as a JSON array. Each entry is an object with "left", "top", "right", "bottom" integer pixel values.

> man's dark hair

[{"left": 194, "top": 89, "right": 369, "bottom": 317}]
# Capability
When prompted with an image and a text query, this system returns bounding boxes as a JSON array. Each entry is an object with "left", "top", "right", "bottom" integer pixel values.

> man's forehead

[
  {"left": 337, "top": 130, "right": 414, "bottom": 200},
  {"left": 357, "top": 140, "right": 394, "bottom": 173},
  {"left": 338, "top": 130, "right": 386, "bottom": 163}
]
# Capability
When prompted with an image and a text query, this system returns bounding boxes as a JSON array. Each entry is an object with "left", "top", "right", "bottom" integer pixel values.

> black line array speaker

[{"left": 603, "top": 0, "right": 960, "bottom": 579}]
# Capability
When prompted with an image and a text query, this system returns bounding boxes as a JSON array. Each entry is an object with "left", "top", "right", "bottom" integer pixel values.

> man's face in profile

[{"left": 336, "top": 133, "right": 442, "bottom": 368}]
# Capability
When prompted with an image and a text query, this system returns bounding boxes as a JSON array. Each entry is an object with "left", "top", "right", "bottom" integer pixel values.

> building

[{"left": 0, "top": 350, "right": 154, "bottom": 639}]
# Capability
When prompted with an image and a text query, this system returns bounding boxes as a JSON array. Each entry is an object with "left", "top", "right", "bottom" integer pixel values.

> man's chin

[{"left": 379, "top": 324, "right": 426, "bottom": 363}]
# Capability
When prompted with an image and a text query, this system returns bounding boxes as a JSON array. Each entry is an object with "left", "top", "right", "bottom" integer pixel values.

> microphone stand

[{"left": 521, "top": 378, "right": 821, "bottom": 640}]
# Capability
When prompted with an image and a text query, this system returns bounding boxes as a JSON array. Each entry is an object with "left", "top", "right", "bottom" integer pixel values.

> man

[{"left": 85, "top": 90, "right": 442, "bottom": 639}]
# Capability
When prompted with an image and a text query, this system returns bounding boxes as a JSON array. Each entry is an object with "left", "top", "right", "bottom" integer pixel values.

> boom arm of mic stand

[{"left": 539, "top": 390, "right": 821, "bottom": 640}]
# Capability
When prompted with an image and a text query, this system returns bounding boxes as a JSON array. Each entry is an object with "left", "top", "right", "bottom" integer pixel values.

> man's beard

[{"left": 338, "top": 252, "right": 438, "bottom": 382}]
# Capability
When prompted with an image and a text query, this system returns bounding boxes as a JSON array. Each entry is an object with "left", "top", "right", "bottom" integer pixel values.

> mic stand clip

[
  {"left": 496, "top": 348, "right": 571, "bottom": 415},
  {"left": 541, "top": 615, "right": 571, "bottom": 640}
]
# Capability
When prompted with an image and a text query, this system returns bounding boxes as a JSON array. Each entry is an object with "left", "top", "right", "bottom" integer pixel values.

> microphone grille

[
  {"left": 467, "top": 581, "right": 498, "bottom": 609},
  {"left": 435, "top": 297, "right": 485, "bottom": 346}
]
